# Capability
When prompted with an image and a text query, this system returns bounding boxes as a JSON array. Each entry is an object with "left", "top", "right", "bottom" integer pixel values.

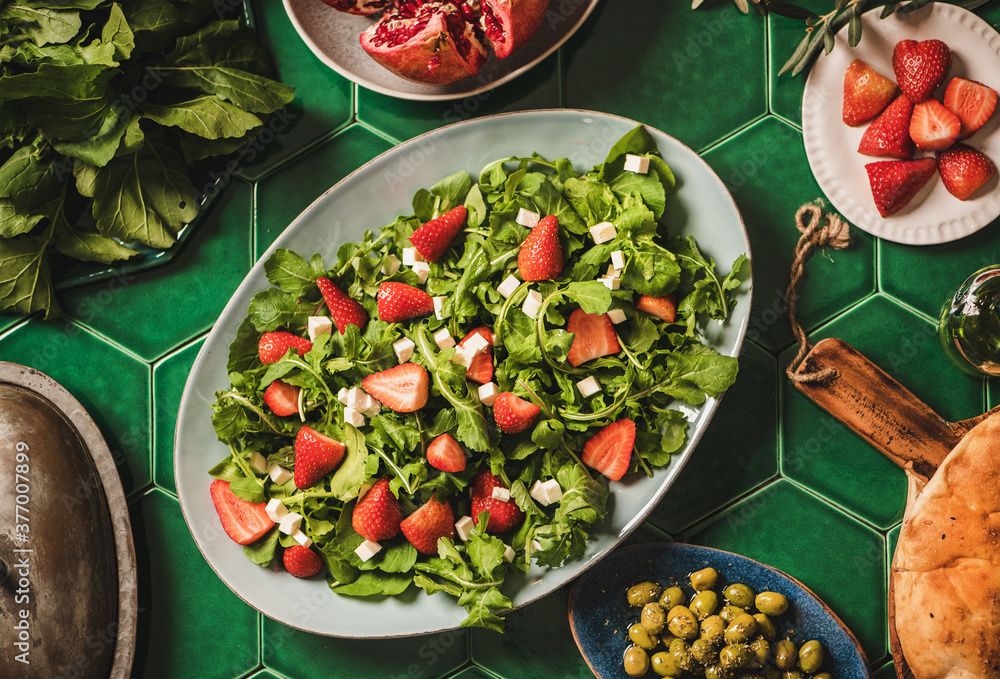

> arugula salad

[{"left": 208, "top": 126, "right": 748, "bottom": 632}]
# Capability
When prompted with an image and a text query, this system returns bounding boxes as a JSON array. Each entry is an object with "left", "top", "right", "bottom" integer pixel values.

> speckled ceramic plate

[
  {"left": 176, "top": 109, "right": 752, "bottom": 638},
  {"left": 569, "top": 542, "right": 871, "bottom": 678},
  {"left": 282, "top": 0, "right": 599, "bottom": 101},
  {"left": 802, "top": 3, "right": 1000, "bottom": 245}
]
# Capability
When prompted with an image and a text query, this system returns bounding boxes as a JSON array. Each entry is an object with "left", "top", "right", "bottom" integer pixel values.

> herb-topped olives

[
  {"left": 659, "top": 586, "right": 685, "bottom": 610},
  {"left": 629, "top": 622, "right": 659, "bottom": 651},
  {"left": 755, "top": 591, "right": 789, "bottom": 617},
  {"left": 799, "top": 640, "right": 824, "bottom": 673},
  {"left": 642, "top": 603, "right": 667, "bottom": 635},
  {"left": 629, "top": 582, "right": 664, "bottom": 607},
  {"left": 667, "top": 605, "right": 699, "bottom": 640},
  {"left": 689, "top": 567, "right": 719, "bottom": 591},
  {"left": 623, "top": 645, "right": 650, "bottom": 677},
  {"left": 690, "top": 590, "right": 719, "bottom": 620},
  {"left": 723, "top": 583, "right": 756, "bottom": 609}
]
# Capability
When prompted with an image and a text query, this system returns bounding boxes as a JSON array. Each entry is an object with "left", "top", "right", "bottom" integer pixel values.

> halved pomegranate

[
  {"left": 360, "top": 1, "right": 488, "bottom": 85},
  {"left": 480, "top": 0, "right": 550, "bottom": 59},
  {"left": 319, "top": 0, "right": 392, "bottom": 15}
]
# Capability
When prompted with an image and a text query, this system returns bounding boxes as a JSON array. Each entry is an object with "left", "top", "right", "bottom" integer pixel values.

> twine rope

[{"left": 784, "top": 202, "right": 851, "bottom": 383}]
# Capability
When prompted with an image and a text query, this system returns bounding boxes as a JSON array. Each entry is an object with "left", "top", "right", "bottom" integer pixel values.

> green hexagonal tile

[
  {"left": 563, "top": 2, "right": 767, "bottom": 152},
  {"left": 241, "top": 0, "right": 354, "bottom": 180},
  {"left": 682, "top": 479, "right": 887, "bottom": 662},
  {"left": 0, "top": 318, "right": 151, "bottom": 495},
  {"left": 254, "top": 124, "right": 395, "bottom": 259},
  {"left": 59, "top": 181, "right": 253, "bottom": 363},
  {"left": 701, "top": 116, "right": 877, "bottom": 353},
  {"left": 154, "top": 338, "right": 204, "bottom": 496},
  {"left": 0, "top": 314, "right": 23, "bottom": 335},
  {"left": 357, "top": 55, "right": 560, "bottom": 143},
  {"left": 768, "top": 0, "right": 829, "bottom": 128},
  {"left": 646, "top": 340, "right": 778, "bottom": 535},
  {"left": 874, "top": 660, "right": 899, "bottom": 678},
  {"left": 244, "top": 671, "right": 284, "bottom": 679},
  {"left": 131, "top": 489, "right": 260, "bottom": 679},
  {"left": 780, "top": 295, "right": 984, "bottom": 529},
  {"left": 449, "top": 668, "right": 499, "bottom": 679}
]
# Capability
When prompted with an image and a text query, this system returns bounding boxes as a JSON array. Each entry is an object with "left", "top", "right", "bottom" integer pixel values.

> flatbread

[{"left": 893, "top": 412, "right": 1000, "bottom": 679}]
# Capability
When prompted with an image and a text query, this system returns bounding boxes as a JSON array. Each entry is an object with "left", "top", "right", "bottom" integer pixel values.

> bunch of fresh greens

[
  {"left": 0, "top": 1, "right": 294, "bottom": 318},
  {"left": 210, "top": 126, "right": 748, "bottom": 631}
]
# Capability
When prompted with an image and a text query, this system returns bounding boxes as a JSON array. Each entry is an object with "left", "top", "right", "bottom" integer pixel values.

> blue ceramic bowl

[{"left": 569, "top": 542, "right": 871, "bottom": 678}]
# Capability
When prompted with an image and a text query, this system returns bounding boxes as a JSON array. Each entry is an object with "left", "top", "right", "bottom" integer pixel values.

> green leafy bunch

[
  {"left": 0, "top": 0, "right": 295, "bottom": 318},
  {"left": 210, "top": 127, "right": 748, "bottom": 631}
]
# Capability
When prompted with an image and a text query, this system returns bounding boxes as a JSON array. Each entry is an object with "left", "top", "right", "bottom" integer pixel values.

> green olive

[
  {"left": 690, "top": 567, "right": 719, "bottom": 591},
  {"left": 753, "top": 613, "right": 777, "bottom": 642},
  {"left": 723, "top": 583, "right": 756, "bottom": 609},
  {"left": 724, "top": 613, "right": 758, "bottom": 644},
  {"left": 668, "top": 638, "right": 692, "bottom": 670},
  {"left": 691, "top": 638, "right": 718, "bottom": 665},
  {"left": 749, "top": 638, "right": 770, "bottom": 665},
  {"left": 718, "top": 644, "right": 751, "bottom": 670},
  {"left": 642, "top": 602, "right": 667, "bottom": 635},
  {"left": 628, "top": 581, "right": 663, "bottom": 607},
  {"left": 623, "top": 645, "right": 650, "bottom": 677},
  {"left": 690, "top": 590, "right": 720, "bottom": 620},
  {"left": 782, "top": 671, "right": 804, "bottom": 679},
  {"left": 798, "top": 639, "right": 824, "bottom": 673},
  {"left": 754, "top": 591, "right": 789, "bottom": 617},
  {"left": 667, "top": 605, "right": 699, "bottom": 640},
  {"left": 700, "top": 615, "right": 726, "bottom": 645},
  {"left": 812, "top": 674, "right": 832, "bottom": 679},
  {"left": 774, "top": 639, "right": 798, "bottom": 670},
  {"left": 659, "top": 586, "right": 685, "bottom": 610},
  {"left": 628, "top": 622, "right": 659, "bottom": 651},
  {"left": 719, "top": 604, "right": 744, "bottom": 624},
  {"left": 762, "top": 670, "right": 782, "bottom": 679},
  {"left": 650, "top": 651, "right": 684, "bottom": 678},
  {"left": 703, "top": 666, "right": 727, "bottom": 679}
]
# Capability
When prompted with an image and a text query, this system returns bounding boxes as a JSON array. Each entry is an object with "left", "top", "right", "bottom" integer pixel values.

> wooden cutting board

[{"left": 791, "top": 338, "right": 1000, "bottom": 679}]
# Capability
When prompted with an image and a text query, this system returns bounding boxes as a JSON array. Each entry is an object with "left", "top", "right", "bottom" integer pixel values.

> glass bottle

[{"left": 939, "top": 265, "right": 1000, "bottom": 377}]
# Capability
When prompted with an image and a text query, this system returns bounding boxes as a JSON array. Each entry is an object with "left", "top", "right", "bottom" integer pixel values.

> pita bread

[{"left": 893, "top": 412, "right": 1000, "bottom": 679}]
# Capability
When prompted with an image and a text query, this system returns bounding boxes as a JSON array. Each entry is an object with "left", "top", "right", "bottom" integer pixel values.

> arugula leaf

[
  {"left": 143, "top": 95, "right": 263, "bottom": 140},
  {"left": 243, "top": 527, "right": 279, "bottom": 566},
  {"left": 264, "top": 248, "right": 317, "bottom": 298},
  {"left": 0, "top": 233, "right": 60, "bottom": 318}
]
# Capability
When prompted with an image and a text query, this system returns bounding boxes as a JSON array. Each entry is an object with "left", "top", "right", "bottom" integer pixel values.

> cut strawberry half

[
  {"left": 400, "top": 494, "right": 456, "bottom": 555},
  {"left": 258, "top": 331, "right": 313, "bottom": 364},
  {"left": 843, "top": 59, "right": 899, "bottom": 127},
  {"left": 492, "top": 391, "right": 540, "bottom": 434},
  {"left": 636, "top": 294, "right": 678, "bottom": 322},
  {"left": 858, "top": 93, "right": 915, "bottom": 160},
  {"left": 909, "top": 99, "right": 961, "bottom": 151},
  {"left": 410, "top": 205, "right": 467, "bottom": 262},
  {"left": 283, "top": 545, "right": 323, "bottom": 578},
  {"left": 937, "top": 143, "right": 997, "bottom": 201},
  {"left": 263, "top": 380, "right": 300, "bottom": 417},
  {"left": 943, "top": 77, "right": 998, "bottom": 140},
  {"left": 865, "top": 158, "right": 938, "bottom": 218},
  {"left": 377, "top": 281, "right": 435, "bottom": 323},
  {"left": 293, "top": 425, "right": 346, "bottom": 489},
  {"left": 316, "top": 277, "right": 368, "bottom": 333},
  {"left": 210, "top": 479, "right": 274, "bottom": 545},
  {"left": 426, "top": 433, "right": 467, "bottom": 472},
  {"left": 362, "top": 363, "right": 430, "bottom": 412},
  {"left": 352, "top": 477, "right": 403, "bottom": 541},
  {"left": 566, "top": 309, "right": 621, "bottom": 368},
  {"left": 458, "top": 326, "right": 494, "bottom": 384},
  {"left": 581, "top": 419, "right": 636, "bottom": 482}
]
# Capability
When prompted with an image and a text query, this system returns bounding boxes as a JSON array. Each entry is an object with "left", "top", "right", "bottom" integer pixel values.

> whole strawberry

[
  {"left": 377, "top": 281, "right": 434, "bottom": 322},
  {"left": 937, "top": 143, "right": 997, "bottom": 201},
  {"left": 892, "top": 39, "right": 952, "bottom": 103},
  {"left": 258, "top": 331, "right": 312, "bottom": 364},
  {"left": 493, "top": 391, "right": 540, "bottom": 434},
  {"left": 317, "top": 277, "right": 368, "bottom": 333},
  {"left": 293, "top": 425, "right": 346, "bottom": 489},
  {"left": 352, "top": 477, "right": 403, "bottom": 541},
  {"left": 471, "top": 469, "right": 524, "bottom": 533},
  {"left": 409, "top": 205, "right": 468, "bottom": 262},
  {"left": 517, "top": 215, "right": 564, "bottom": 281},
  {"left": 283, "top": 545, "right": 323, "bottom": 578},
  {"left": 400, "top": 494, "right": 456, "bottom": 554}
]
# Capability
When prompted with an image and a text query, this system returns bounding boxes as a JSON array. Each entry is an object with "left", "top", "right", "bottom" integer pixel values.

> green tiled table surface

[{"left": 3, "top": 2, "right": 999, "bottom": 677}]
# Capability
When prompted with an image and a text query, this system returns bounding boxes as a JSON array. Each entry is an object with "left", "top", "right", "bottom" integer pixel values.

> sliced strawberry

[
  {"left": 493, "top": 391, "right": 540, "bottom": 434},
  {"left": 258, "top": 331, "right": 313, "bottom": 364},
  {"left": 293, "top": 425, "right": 346, "bottom": 489},
  {"left": 517, "top": 215, "right": 564, "bottom": 281},
  {"left": 362, "top": 363, "right": 429, "bottom": 412},
  {"left": 352, "top": 477, "right": 403, "bottom": 541},
  {"left": 210, "top": 479, "right": 274, "bottom": 545},
  {"left": 892, "top": 39, "right": 952, "bottom": 104},
  {"left": 400, "top": 494, "right": 456, "bottom": 555},
  {"left": 944, "top": 77, "right": 998, "bottom": 140},
  {"left": 377, "top": 281, "right": 434, "bottom": 323},
  {"left": 843, "top": 59, "right": 899, "bottom": 127},
  {"left": 426, "top": 433, "right": 466, "bottom": 472},
  {"left": 909, "top": 99, "right": 961, "bottom": 151},
  {"left": 858, "top": 94, "right": 914, "bottom": 159},
  {"left": 409, "top": 205, "right": 467, "bottom": 262},
  {"left": 316, "top": 277, "right": 368, "bottom": 333},
  {"left": 470, "top": 469, "right": 524, "bottom": 533},
  {"left": 636, "top": 294, "right": 678, "bottom": 322},
  {"left": 566, "top": 309, "right": 621, "bottom": 368},
  {"left": 458, "top": 326, "right": 494, "bottom": 384},
  {"left": 865, "top": 158, "right": 938, "bottom": 218},
  {"left": 283, "top": 545, "right": 323, "bottom": 578},
  {"left": 263, "top": 380, "right": 299, "bottom": 417},
  {"left": 937, "top": 143, "right": 997, "bottom": 201},
  {"left": 581, "top": 419, "right": 636, "bottom": 482}
]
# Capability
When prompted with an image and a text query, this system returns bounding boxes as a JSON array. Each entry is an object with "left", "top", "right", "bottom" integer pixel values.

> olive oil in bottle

[{"left": 939, "top": 265, "right": 1000, "bottom": 377}]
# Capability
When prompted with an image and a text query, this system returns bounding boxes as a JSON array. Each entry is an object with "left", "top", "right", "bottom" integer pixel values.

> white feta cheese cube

[
  {"left": 411, "top": 260, "right": 430, "bottom": 284},
  {"left": 521, "top": 289, "right": 543, "bottom": 319},
  {"left": 624, "top": 154, "right": 650, "bottom": 174},
  {"left": 515, "top": 207, "right": 540, "bottom": 228},
  {"left": 606, "top": 263, "right": 621, "bottom": 278},
  {"left": 497, "top": 274, "right": 521, "bottom": 299},
  {"left": 307, "top": 316, "right": 333, "bottom": 341},
  {"left": 607, "top": 308, "right": 627, "bottom": 325},
  {"left": 478, "top": 382, "right": 498, "bottom": 406},
  {"left": 392, "top": 337, "right": 415, "bottom": 363},
  {"left": 530, "top": 480, "right": 549, "bottom": 505},
  {"left": 491, "top": 486, "right": 511, "bottom": 503},
  {"left": 599, "top": 276, "right": 620, "bottom": 291},
  {"left": 358, "top": 394, "right": 381, "bottom": 417},
  {"left": 589, "top": 221, "right": 616, "bottom": 244},
  {"left": 291, "top": 529, "right": 313, "bottom": 548},
  {"left": 452, "top": 345, "right": 474, "bottom": 369},
  {"left": 433, "top": 296, "right": 449, "bottom": 320},
  {"left": 345, "top": 387, "right": 366, "bottom": 409},
  {"left": 463, "top": 333, "right": 490, "bottom": 357},
  {"left": 265, "top": 498, "right": 288, "bottom": 522},
  {"left": 268, "top": 465, "right": 292, "bottom": 486},
  {"left": 343, "top": 406, "right": 365, "bottom": 429},
  {"left": 249, "top": 451, "right": 268, "bottom": 475},
  {"left": 611, "top": 250, "right": 626, "bottom": 270},
  {"left": 278, "top": 512, "right": 302, "bottom": 535},
  {"left": 433, "top": 328, "right": 456, "bottom": 350},
  {"left": 503, "top": 544, "right": 516, "bottom": 563},
  {"left": 357, "top": 480, "right": 373, "bottom": 502},
  {"left": 576, "top": 376, "right": 601, "bottom": 398},
  {"left": 402, "top": 247, "right": 424, "bottom": 266},
  {"left": 455, "top": 516, "right": 475, "bottom": 541},
  {"left": 381, "top": 253, "right": 401, "bottom": 275},
  {"left": 337, "top": 387, "right": 350, "bottom": 405},
  {"left": 540, "top": 479, "right": 563, "bottom": 504},
  {"left": 531, "top": 539, "right": 542, "bottom": 551},
  {"left": 354, "top": 539, "right": 382, "bottom": 562}
]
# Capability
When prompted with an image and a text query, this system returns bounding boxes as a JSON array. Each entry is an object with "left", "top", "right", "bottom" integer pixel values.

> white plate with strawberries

[{"left": 803, "top": 3, "right": 1000, "bottom": 245}]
